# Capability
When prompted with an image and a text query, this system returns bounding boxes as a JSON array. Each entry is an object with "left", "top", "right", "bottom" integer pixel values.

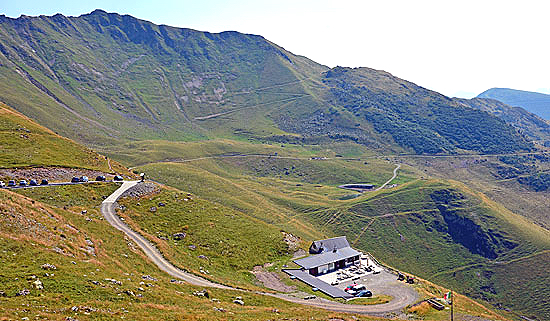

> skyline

[{"left": 2, "top": 0, "right": 549, "bottom": 98}]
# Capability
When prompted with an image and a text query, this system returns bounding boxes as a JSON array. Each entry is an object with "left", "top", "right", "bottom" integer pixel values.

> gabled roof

[
  {"left": 309, "top": 236, "right": 350, "bottom": 254},
  {"left": 282, "top": 269, "right": 353, "bottom": 298},
  {"left": 294, "top": 246, "right": 361, "bottom": 269}
]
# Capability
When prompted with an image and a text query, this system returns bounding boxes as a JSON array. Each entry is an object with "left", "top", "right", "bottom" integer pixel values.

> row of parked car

[
  {"left": 0, "top": 179, "right": 49, "bottom": 188},
  {"left": 71, "top": 175, "right": 123, "bottom": 182},
  {"left": 0, "top": 175, "right": 124, "bottom": 188}
]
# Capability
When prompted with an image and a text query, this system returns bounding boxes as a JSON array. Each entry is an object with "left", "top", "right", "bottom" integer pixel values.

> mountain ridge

[
  {"left": 477, "top": 87, "right": 550, "bottom": 120},
  {"left": 0, "top": 10, "right": 538, "bottom": 156}
]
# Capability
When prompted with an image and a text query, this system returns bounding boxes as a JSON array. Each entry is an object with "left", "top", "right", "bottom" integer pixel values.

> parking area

[
  {"left": 285, "top": 255, "right": 418, "bottom": 304},
  {"left": 316, "top": 257, "right": 383, "bottom": 286}
]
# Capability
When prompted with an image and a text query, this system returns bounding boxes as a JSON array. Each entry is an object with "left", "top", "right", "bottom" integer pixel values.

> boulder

[
  {"left": 173, "top": 232, "right": 186, "bottom": 240},
  {"left": 33, "top": 279, "right": 44, "bottom": 290},
  {"left": 41, "top": 263, "right": 56, "bottom": 271}
]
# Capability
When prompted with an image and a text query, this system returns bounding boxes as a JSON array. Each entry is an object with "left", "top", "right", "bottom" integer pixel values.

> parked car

[
  {"left": 96, "top": 175, "right": 106, "bottom": 181},
  {"left": 80, "top": 176, "right": 89, "bottom": 182},
  {"left": 71, "top": 176, "right": 80, "bottom": 183},
  {"left": 0, "top": 181, "right": 5, "bottom": 188},
  {"left": 40, "top": 179, "right": 49, "bottom": 185},
  {"left": 344, "top": 283, "right": 358, "bottom": 292},
  {"left": 8, "top": 180, "right": 16, "bottom": 187},
  {"left": 19, "top": 180, "right": 28, "bottom": 186},
  {"left": 113, "top": 175, "right": 124, "bottom": 181},
  {"left": 355, "top": 290, "right": 373, "bottom": 297},
  {"left": 29, "top": 179, "right": 38, "bottom": 186},
  {"left": 353, "top": 284, "right": 366, "bottom": 291},
  {"left": 347, "top": 284, "right": 366, "bottom": 295}
]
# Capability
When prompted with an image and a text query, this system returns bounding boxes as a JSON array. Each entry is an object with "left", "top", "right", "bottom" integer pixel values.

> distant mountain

[
  {"left": 477, "top": 88, "right": 550, "bottom": 120},
  {"left": 457, "top": 97, "right": 550, "bottom": 144},
  {"left": 0, "top": 10, "right": 536, "bottom": 154}
]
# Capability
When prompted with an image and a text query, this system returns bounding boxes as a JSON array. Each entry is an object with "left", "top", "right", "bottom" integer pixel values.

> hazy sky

[{"left": 2, "top": 0, "right": 549, "bottom": 98}]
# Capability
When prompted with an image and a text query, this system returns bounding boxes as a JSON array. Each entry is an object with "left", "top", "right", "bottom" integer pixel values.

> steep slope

[
  {"left": 322, "top": 67, "right": 533, "bottom": 154},
  {"left": 0, "top": 11, "right": 537, "bottom": 155},
  {"left": 0, "top": 10, "right": 327, "bottom": 145},
  {"left": 129, "top": 151, "right": 550, "bottom": 320},
  {"left": 457, "top": 97, "right": 550, "bottom": 144},
  {"left": 0, "top": 102, "right": 126, "bottom": 172},
  {"left": 478, "top": 88, "right": 550, "bottom": 120},
  {"left": 1, "top": 183, "right": 368, "bottom": 320}
]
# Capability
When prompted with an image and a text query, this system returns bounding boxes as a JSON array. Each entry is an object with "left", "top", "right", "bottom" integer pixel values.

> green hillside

[
  {"left": 322, "top": 67, "right": 533, "bottom": 154},
  {"left": 0, "top": 11, "right": 538, "bottom": 155},
  {"left": 129, "top": 151, "right": 549, "bottom": 320},
  {"left": 1, "top": 9, "right": 549, "bottom": 320},
  {"left": 458, "top": 97, "right": 550, "bottom": 145},
  {"left": 478, "top": 88, "right": 550, "bottom": 120},
  {"left": 0, "top": 102, "right": 125, "bottom": 172},
  {"left": 1, "top": 184, "right": 366, "bottom": 320}
]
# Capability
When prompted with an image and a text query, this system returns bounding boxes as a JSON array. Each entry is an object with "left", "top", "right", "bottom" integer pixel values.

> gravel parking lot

[{"left": 337, "top": 269, "right": 418, "bottom": 304}]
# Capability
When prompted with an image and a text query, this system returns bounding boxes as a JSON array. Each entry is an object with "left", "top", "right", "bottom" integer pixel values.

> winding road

[
  {"left": 375, "top": 164, "right": 401, "bottom": 191},
  {"left": 101, "top": 181, "right": 418, "bottom": 315}
]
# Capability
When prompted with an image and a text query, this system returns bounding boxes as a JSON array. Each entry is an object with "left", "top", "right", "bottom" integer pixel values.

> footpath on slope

[{"left": 100, "top": 181, "right": 418, "bottom": 315}]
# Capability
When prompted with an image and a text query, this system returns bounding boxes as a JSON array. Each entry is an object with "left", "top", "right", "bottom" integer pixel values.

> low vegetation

[
  {"left": 0, "top": 102, "right": 126, "bottom": 173},
  {"left": 117, "top": 186, "right": 290, "bottom": 289},
  {"left": 1, "top": 185, "right": 369, "bottom": 320}
]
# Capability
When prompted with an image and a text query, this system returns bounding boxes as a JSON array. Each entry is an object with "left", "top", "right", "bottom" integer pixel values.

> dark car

[
  {"left": 19, "top": 180, "right": 28, "bottom": 187},
  {"left": 40, "top": 179, "right": 49, "bottom": 185},
  {"left": 8, "top": 180, "right": 16, "bottom": 187},
  {"left": 96, "top": 175, "right": 106, "bottom": 181},
  {"left": 113, "top": 175, "right": 124, "bottom": 181},
  {"left": 71, "top": 176, "right": 80, "bottom": 183},
  {"left": 80, "top": 176, "right": 89, "bottom": 183},
  {"left": 29, "top": 179, "right": 38, "bottom": 186},
  {"left": 355, "top": 290, "right": 372, "bottom": 297}
]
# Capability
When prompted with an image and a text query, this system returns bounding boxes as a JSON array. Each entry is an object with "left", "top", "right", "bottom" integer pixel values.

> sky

[{"left": 2, "top": 0, "right": 549, "bottom": 98}]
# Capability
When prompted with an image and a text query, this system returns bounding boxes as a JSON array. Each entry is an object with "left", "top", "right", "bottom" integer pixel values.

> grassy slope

[
  {"left": 0, "top": 12, "right": 540, "bottom": 158},
  {"left": 313, "top": 179, "right": 550, "bottom": 320},
  {"left": 0, "top": 102, "right": 127, "bottom": 173},
  {"left": 0, "top": 11, "right": 328, "bottom": 146},
  {"left": 116, "top": 187, "right": 290, "bottom": 290},
  {"left": 1, "top": 184, "right": 368, "bottom": 320},
  {"left": 128, "top": 145, "right": 549, "bottom": 320}
]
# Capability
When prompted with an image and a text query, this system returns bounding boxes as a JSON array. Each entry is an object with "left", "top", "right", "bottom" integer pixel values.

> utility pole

[{"left": 450, "top": 290, "right": 454, "bottom": 321}]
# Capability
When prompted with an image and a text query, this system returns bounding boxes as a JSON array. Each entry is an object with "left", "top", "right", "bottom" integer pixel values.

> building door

[{"left": 309, "top": 267, "right": 318, "bottom": 276}]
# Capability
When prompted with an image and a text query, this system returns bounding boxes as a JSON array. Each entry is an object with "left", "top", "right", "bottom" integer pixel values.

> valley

[{"left": 0, "top": 9, "right": 549, "bottom": 321}]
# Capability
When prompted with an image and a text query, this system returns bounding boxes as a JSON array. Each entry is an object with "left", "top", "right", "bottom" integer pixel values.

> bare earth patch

[{"left": 252, "top": 265, "right": 296, "bottom": 293}]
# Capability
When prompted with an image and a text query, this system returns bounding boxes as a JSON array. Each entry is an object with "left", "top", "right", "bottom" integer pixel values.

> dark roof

[
  {"left": 294, "top": 246, "right": 361, "bottom": 269},
  {"left": 309, "top": 236, "right": 350, "bottom": 254},
  {"left": 282, "top": 269, "right": 353, "bottom": 298}
]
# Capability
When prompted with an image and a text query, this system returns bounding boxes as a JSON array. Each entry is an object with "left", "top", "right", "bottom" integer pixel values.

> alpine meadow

[{"left": 0, "top": 9, "right": 549, "bottom": 321}]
